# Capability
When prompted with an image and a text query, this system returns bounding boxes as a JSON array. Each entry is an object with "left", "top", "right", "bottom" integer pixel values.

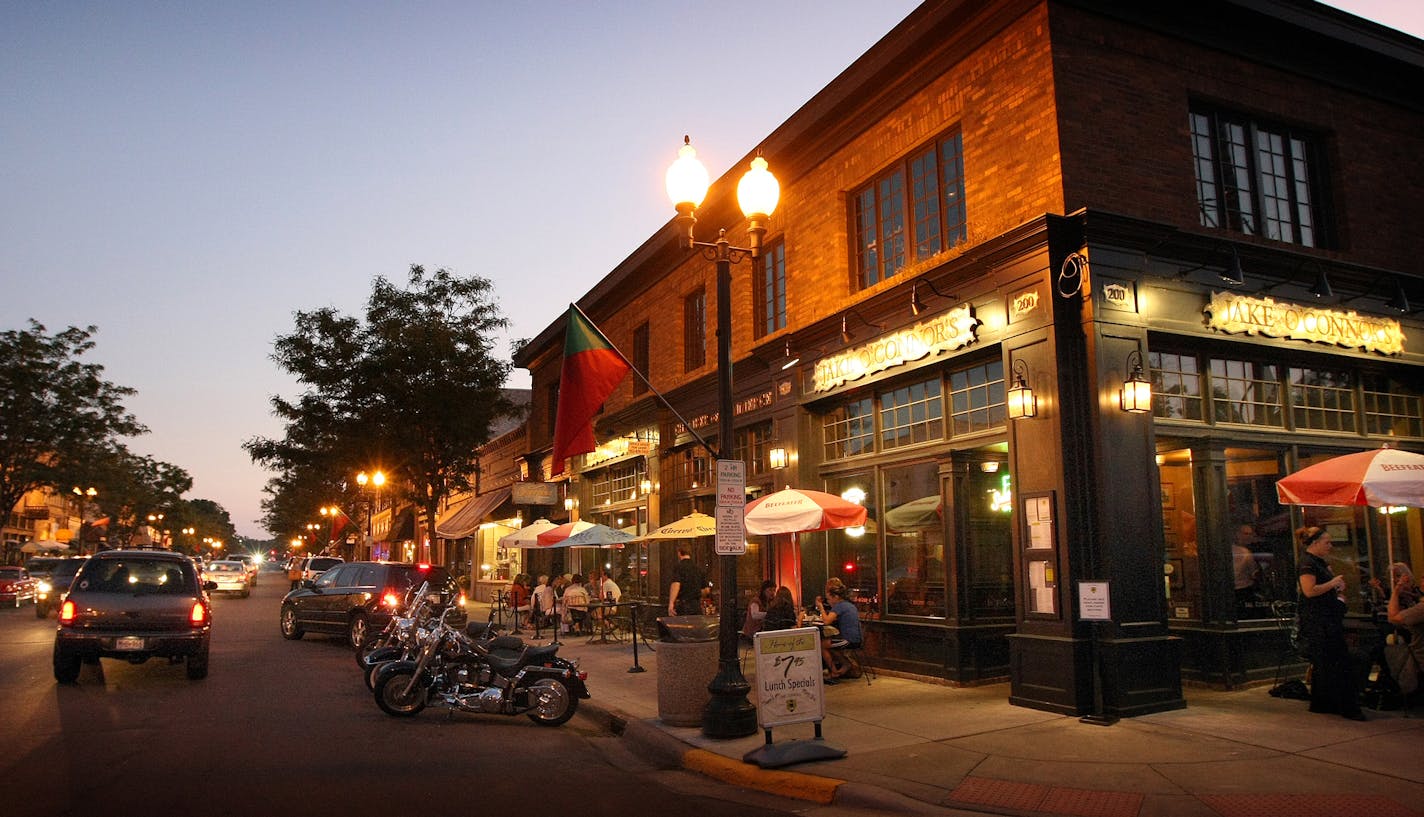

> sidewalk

[{"left": 497, "top": 610, "right": 1424, "bottom": 817}]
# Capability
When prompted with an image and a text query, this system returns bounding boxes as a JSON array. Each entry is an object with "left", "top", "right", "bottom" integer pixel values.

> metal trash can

[{"left": 655, "top": 615, "right": 719, "bottom": 727}]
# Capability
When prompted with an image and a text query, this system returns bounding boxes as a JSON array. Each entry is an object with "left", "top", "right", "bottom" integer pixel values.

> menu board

[{"left": 753, "top": 627, "right": 825, "bottom": 728}]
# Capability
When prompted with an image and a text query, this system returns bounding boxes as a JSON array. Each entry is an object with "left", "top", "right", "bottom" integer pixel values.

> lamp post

[
  {"left": 357, "top": 470, "right": 385, "bottom": 559},
  {"left": 319, "top": 505, "right": 343, "bottom": 557},
  {"left": 71, "top": 486, "right": 96, "bottom": 555},
  {"left": 665, "top": 136, "right": 779, "bottom": 738}
]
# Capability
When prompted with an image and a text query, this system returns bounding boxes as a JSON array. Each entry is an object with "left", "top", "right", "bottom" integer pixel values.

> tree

[
  {"left": 0, "top": 322, "right": 146, "bottom": 532},
  {"left": 246, "top": 265, "right": 515, "bottom": 554}
]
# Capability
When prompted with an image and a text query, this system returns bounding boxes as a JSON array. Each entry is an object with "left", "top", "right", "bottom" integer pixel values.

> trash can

[{"left": 655, "top": 615, "right": 719, "bottom": 727}]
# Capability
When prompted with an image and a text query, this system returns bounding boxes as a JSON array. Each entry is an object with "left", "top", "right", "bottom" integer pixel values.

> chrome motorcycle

[{"left": 373, "top": 606, "right": 588, "bottom": 726}]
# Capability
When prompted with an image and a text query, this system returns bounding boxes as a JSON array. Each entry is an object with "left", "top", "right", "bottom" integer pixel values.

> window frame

[
  {"left": 852, "top": 129, "right": 967, "bottom": 289},
  {"left": 684, "top": 288, "right": 707, "bottom": 373},
  {"left": 754, "top": 239, "right": 786, "bottom": 338}
]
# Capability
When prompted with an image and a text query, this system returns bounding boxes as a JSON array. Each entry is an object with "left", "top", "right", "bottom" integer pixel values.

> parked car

[
  {"left": 0, "top": 566, "right": 37, "bottom": 608},
  {"left": 53, "top": 549, "right": 215, "bottom": 682},
  {"left": 33, "top": 557, "right": 89, "bottom": 618},
  {"left": 279, "top": 561, "right": 459, "bottom": 649},
  {"left": 201, "top": 560, "right": 250, "bottom": 597},
  {"left": 294, "top": 555, "right": 343, "bottom": 586},
  {"left": 226, "top": 552, "right": 259, "bottom": 586}
]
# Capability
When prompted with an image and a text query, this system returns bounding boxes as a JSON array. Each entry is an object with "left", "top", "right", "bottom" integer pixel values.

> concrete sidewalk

[{"left": 506, "top": 612, "right": 1424, "bottom": 817}]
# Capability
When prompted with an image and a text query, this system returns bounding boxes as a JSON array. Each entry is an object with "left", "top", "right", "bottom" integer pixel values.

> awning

[{"left": 436, "top": 486, "right": 513, "bottom": 539}]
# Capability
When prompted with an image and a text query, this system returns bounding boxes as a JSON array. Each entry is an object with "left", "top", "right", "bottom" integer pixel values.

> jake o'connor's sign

[
  {"left": 1205, "top": 291, "right": 1405, "bottom": 356},
  {"left": 813, "top": 305, "right": 979, "bottom": 393}
]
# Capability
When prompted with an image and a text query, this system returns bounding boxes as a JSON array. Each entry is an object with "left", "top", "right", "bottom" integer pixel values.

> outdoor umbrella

[
  {"left": 744, "top": 487, "right": 868, "bottom": 536},
  {"left": 884, "top": 495, "right": 941, "bottom": 532},
  {"left": 637, "top": 511, "right": 717, "bottom": 540},
  {"left": 497, "top": 518, "right": 559, "bottom": 549},
  {"left": 540, "top": 522, "right": 633, "bottom": 548},
  {"left": 20, "top": 540, "right": 69, "bottom": 554},
  {"left": 744, "top": 488, "right": 869, "bottom": 606},
  {"left": 1275, "top": 447, "right": 1424, "bottom": 565}
]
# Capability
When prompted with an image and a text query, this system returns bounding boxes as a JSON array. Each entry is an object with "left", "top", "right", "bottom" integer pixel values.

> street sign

[
  {"left": 716, "top": 459, "right": 745, "bottom": 507},
  {"left": 715, "top": 505, "right": 746, "bottom": 555}
]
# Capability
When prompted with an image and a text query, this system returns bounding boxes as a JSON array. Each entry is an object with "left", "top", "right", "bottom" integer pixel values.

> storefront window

[
  {"left": 1289, "top": 367, "right": 1354, "bottom": 432},
  {"left": 882, "top": 461, "right": 945, "bottom": 618},
  {"left": 1160, "top": 449, "right": 1200, "bottom": 621},
  {"left": 965, "top": 461, "right": 1014, "bottom": 618},
  {"left": 1150, "top": 351, "right": 1203, "bottom": 420},
  {"left": 823, "top": 473, "right": 877, "bottom": 615},
  {"left": 1361, "top": 373, "right": 1424, "bottom": 438},
  {"left": 880, "top": 378, "right": 943, "bottom": 450},
  {"left": 1211, "top": 358, "right": 1283, "bottom": 427},
  {"left": 823, "top": 398, "right": 875, "bottom": 460},
  {"left": 948, "top": 359, "right": 1004, "bottom": 434},
  {"left": 1224, "top": 447, "right": 1292, "bottom": 621}
]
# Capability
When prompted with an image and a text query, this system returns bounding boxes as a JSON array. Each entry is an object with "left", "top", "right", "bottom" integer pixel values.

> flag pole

[{"left": 569, "top": 303, "right": 720, "bottom": 460}]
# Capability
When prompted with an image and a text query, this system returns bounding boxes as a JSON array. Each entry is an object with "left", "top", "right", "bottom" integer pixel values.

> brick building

[{"left": 511, "top": 0, "right": 1424, "bottom": 716}]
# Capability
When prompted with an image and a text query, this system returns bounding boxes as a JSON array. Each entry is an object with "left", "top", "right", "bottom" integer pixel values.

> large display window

[{"left": 883, "top": 461, "right": 945, "bottom": 618}]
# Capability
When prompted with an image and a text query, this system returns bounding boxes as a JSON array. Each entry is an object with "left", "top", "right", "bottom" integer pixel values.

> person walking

[
  {"left": 667, "top": 546, "right": 707, "bottom": 616},
  {"left": 1296, "top": 525, "right": 1365, "bottom": 720}
]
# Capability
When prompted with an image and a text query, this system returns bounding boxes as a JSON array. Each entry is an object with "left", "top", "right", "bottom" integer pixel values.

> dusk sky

[{"left": 3, "top": 1, "right": 1421, "bottom": 540}]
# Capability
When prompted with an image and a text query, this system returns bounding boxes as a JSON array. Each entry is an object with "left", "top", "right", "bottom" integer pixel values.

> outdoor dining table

[{"left": 584, "top": 599, "right": 626, "bottom": 645}]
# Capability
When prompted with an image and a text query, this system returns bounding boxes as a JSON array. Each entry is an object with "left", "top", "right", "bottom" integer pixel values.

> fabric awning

[{"left": 435, "top": 486, "right": 512, "bottom": 539}]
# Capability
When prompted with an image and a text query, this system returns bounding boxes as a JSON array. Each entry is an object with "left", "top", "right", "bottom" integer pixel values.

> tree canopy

[
  {"left": 246, "top": 265, "right": 515, "bottom": 543},
  {"left": 0, "top": 321, "right": 147, "bottom": 529}
]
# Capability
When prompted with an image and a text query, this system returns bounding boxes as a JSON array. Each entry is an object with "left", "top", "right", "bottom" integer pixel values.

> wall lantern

[
  {"left": 1120, "top": 350, "right": 1153, "bottom": 414},
  {"left": 1006, "top": 359, "right": 1036, "bottom": 420},
  {"left": 768, "top": 447, "right": 787, "bottom": 469}
]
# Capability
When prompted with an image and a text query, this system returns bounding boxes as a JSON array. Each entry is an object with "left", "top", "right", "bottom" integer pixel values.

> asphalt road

[{"left": 0, "top": 567, "right": 806, "bottom": 817}]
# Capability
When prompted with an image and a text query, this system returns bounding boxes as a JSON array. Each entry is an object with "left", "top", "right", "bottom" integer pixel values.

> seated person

[
  {"left": 761, "top": 586, "right": 802, "bottom": 631},
  {"left": 508, "top": 575, "right": 532, "bottom": 626},
  {"left": 814, "top": 584, "right": 863, "bottom": 682},
  {"left": 562, "top": 575, "right": 590, "bottom": 633}
]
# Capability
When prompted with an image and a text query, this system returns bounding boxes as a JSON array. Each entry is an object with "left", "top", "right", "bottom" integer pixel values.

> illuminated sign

[
  {"left": 1205, "top": 291, "right": 1405, "bottom": 355},
  {"left": 813, "top": 305, "right": 979, "bottom": 393},
  {"left": 989, "top": 474, "right": 1012, "bottom": 513}
]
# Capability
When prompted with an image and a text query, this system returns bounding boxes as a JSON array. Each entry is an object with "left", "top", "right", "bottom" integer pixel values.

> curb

[{"left": 586, "top": 698, "right": 943, "bottom": 812}]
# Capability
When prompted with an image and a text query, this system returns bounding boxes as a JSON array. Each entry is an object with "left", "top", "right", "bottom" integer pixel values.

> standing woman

[{"left": 1296, "top": 525, "right": 1365, "bottom": 720}]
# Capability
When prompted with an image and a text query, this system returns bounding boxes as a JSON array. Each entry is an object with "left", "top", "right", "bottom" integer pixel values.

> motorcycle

[{"left": 372, "top": 606, "right": 588, "bottom": 726}]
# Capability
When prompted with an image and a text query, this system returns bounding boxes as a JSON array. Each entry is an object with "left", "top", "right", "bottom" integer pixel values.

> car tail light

[
  {"left": 59, "top": 599, "right": 77, "bottom": 625},
  {"left": 381, "top": 590, "right": 401, "bottom": 608},
  {"left": 190, "top": 601, "right": 208, "bottom": 626}
]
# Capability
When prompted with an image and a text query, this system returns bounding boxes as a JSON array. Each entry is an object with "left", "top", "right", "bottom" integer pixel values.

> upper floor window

[
  {"left": 633, "top": 322, "right": 649, "bottom": 395},
  {"left": 1190, "top": 106, "right": 1326, "bottom": 248},
  {"left": 684, "top": 288, "right": 706, "bottom": 372},
  {"left": 854, "top": 130, "right": 967, "bottom": 288},
  {"left": 755, "top": 240, "right": 786, "bottom": 338}
]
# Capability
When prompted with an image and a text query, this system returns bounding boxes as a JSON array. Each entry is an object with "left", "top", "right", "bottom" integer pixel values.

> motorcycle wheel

[
  {"left": 354, "top": 632, "right": 389, "bottom": 669},
  {"left": 374, "top": 668, "right": 427, "bottom": 717},
  {"left": 525, "top": 677, "right": 577, "bottom": 727}
]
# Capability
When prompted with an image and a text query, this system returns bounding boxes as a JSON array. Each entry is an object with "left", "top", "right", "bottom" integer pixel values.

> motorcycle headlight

[{"left": 38, "top": 581, "right": 52, "bottom": 594}]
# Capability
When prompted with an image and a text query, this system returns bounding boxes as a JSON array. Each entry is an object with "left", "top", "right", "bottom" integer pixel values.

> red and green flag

[{"left": 552, "top": 305, "right": 632, "bottom": 475}]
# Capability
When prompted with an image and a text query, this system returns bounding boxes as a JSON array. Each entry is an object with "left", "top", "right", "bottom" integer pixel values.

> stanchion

[{"left": 628, "top": 602, "right": 646, "bottom": 673}]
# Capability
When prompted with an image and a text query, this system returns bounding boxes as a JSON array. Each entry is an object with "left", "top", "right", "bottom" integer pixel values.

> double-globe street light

[
  {"left": 665, "top": 137, "right": 779, "bottom": 738},
  {"left": 356, "top": 470, "right": 385, "bottom": 560},
  {"left": 71, "top": 486, "right": 97, "bottom": 554}
]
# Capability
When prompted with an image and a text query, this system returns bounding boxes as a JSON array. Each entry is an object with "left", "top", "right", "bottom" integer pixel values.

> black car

[
  {"left": 31, "top": 556, "right": 89, "bottom": 618},
  {"left": 53, "top": 549, "right": 214, "bottom": 682},
  {"left": 279, "top": 561, "right": 459, "bottom": 649}
]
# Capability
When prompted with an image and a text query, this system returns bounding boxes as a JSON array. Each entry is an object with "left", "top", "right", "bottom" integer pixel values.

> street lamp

[
  {"left": 356, "top": 471, "right": 385, "bottom": 559},
  {"left": 665, "top": 136, "right": 779, "bottom": 738},
  {"left": 71, "top": 486, "right": 97, "bottom": 554}
]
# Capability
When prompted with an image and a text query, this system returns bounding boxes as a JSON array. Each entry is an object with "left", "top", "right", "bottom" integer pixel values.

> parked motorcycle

[{"left": 372, "top": 606, "right": 587, "bottom": 726}]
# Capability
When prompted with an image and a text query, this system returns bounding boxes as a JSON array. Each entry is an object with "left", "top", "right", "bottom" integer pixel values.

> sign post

[{"left": 1077, "top": 581, "right": 1118, "bottom": 726}]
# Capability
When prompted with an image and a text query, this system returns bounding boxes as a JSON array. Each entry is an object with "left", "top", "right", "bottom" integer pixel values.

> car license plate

[{"left": 116, "top": 637, "right": 144, "bottom": 651}]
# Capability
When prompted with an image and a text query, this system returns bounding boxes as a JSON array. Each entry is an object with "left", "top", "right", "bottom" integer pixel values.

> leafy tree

[
  {"left": 0, "top": 322, "right": 146, "bottom": 532},
  {"left": 247, "top": 265, "right": 514, "bottom": 556}
]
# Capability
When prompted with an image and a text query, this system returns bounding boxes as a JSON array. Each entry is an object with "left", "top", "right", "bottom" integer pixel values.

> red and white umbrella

[
  {"left": 496, "top": 519, "right": 559, "bottom": 549},
  {"left": 536, "top": 520, "right": 631, "bottom": 548},
  {"left": 744, "top": 487, "right": 867, "bottom": 535},
  {"left": 1276, "top": 447, "right": 1424, "bottom": 565}
]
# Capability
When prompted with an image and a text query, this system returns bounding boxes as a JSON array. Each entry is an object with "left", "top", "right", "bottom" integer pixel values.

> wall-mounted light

[
  {"left": 1006, "top": 359, "right": 1036, "bottom": 420},
  {"left": 768, "top": 447, "right": 787, "bottom": 469},
  {"left": 839, "top": 309, "right": 881, "bottom": 345},
  {"left": 1388, "top": 277, "right": 1410, "bottom": 313},
  {"left": 910, "top": 277, "right": 956, "bottom": 317},
  {"left": 1120, "top": 350, "right": 1153, "bottom": 414},
  {"left": 640, "top": 478, "right": 653, "bottom": 495},
  {"left": 778, "top": 339, "right": 800, "bottom": 371},
  {"left": 1220, "top": 247, "right": 1245, "bottom": 286},
  {"left": 980, "top": 460, "right": 1000, "bottom": 473},
  {"left": 1310, "top": 264, "right": 1333, "bottom": 299},
  {"left": 564, "top": 497, "right": 575, "bottom": 511}
]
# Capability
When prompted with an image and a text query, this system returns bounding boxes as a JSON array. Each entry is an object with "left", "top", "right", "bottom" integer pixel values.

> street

[{"left": 0, "top": 570, "right": 809, "bottom": 817}]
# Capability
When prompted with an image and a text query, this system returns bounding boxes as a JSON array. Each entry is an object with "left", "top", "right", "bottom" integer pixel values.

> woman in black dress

[{"left": 1296, "top": 525, "right": 1365, "bottom": 720}]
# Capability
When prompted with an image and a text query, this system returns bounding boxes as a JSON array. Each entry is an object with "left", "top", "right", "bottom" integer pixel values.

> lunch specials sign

[
  {"left": 753, "top": 627, "right": 825, "bottom": 728},
  {"left": 1205, "top": 291, "right": 1405, "bottom": 355}
]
